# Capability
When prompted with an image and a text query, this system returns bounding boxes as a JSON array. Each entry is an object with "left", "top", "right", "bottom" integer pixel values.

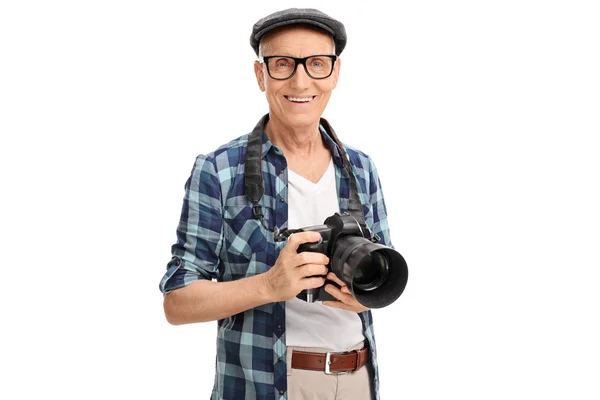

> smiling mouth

[{"left": 284, "top": 95, "right": 317, "bottom": 103}]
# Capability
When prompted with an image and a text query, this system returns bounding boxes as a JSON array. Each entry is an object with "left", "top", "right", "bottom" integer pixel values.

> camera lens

[
  {"left": 352, "top": 251, "right": 389, "bottom": 291},
  {"left": 331, "top": 236, "right": 408, "bottom": 308}
]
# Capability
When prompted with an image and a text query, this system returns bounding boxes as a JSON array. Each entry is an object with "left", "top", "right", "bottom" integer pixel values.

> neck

[{"left": 265, "top": 114, "right": 326, "bottom": 158}]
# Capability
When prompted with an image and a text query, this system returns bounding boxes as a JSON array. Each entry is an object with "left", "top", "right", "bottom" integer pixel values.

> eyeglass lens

[{"left": 267, "top": 56, "right": 334, "bottom": 79}]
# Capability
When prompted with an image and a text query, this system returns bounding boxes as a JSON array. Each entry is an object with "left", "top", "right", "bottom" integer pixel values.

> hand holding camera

[
  {"left": 322, "top": 271, "right": 370, "bottom": 313},
  {"left": 262, "top": 231, "right": 331, "bottom": 302},
  {"left": 295, "top": 213, "right": 408, "bottom": 309}
]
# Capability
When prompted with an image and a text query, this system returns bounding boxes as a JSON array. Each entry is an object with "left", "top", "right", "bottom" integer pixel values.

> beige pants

[{"left": 286, "top": 342, "right": 373, "bottom": 400}]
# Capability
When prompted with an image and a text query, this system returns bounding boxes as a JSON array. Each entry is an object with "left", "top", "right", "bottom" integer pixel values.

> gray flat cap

[{"left": 250, "top": 8, "right": 347, "bottom": 56}]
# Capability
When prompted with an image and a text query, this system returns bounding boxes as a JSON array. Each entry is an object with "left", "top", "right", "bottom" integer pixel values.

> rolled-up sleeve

[
  {"left": 367, "top": 157, "right": 394, "bottom": 249},
  {"left": 159, "top": 154, "right": 224, "bottom": 294}
]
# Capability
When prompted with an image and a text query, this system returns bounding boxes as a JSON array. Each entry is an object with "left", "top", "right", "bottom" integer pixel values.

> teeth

[{"left": 287, "top": 96, "right": 313, "bottom": 103}]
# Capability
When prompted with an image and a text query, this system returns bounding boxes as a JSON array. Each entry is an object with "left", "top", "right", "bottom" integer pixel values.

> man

[{"left": 160, "top": 8, "right": 394, "bottom": 400}]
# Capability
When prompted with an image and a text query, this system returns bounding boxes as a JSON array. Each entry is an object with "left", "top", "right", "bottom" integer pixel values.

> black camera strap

[
  {"left": 245, "top": 114, "right": 268, "bottom": 217},
  {"left": 244, "top": 114, "right": 371, "bottom": 240},
  {"left": 318, "top": 117, "right": 366, "bottom": 230}
]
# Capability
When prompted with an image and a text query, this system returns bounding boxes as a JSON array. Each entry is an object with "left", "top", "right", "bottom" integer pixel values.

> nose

[{"left": 289, "top": 61, "right": 311, "bottom": 89}]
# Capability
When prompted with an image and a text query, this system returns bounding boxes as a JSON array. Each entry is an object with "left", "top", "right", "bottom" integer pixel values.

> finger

[
  {"left": 296, "top": 252, "right": 330, "bottom": 267},
  {"left": 299, "top": 264, "right": 328, "bottom": 278},
  {"left": 324, "top": 283, "right": 351, "bottom": 303},
  {"left": 326, "top": 272, "right": 345, "bottom": 287},
  {"left": 285, "top": 231, "right": 322, "bottom": 253},
  {"left": 302, "top": 276, "right": 326, "bottom": 290}
]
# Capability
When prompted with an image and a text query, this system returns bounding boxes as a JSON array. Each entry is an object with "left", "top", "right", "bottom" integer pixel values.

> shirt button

[
  {"left": 278, "top": 357, "right": 283, "bottom": 363},
  {"left": 279, "top": 197, "right": 285, "bottom": 203},
  {"left": 279, "top": 389, "right": 285, "bottom": 395},
  {"left": 277, "top": 324, "right": 282, "bottom": 330}
]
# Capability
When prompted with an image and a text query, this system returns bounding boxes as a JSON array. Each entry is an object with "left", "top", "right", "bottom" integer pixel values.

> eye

[{"left": 273, "top": 58, "right": 293, "bottom": 68}]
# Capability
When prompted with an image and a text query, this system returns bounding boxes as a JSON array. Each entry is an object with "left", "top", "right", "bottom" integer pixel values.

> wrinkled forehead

[{"left": 259, "top": 24, "right": 335, "bottom": 56}]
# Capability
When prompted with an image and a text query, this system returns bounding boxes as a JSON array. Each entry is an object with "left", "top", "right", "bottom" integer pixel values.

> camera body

[
  {"left": 295, "top": 214, "right": 352, "bottom": 303},
  {"left": 295, "top": 213, "right": 408, "bottom": 309}
]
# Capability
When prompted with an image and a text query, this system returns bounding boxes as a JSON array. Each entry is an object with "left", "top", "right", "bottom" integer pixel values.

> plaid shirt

[{"left": 159, "top": 115, "right": 394, "bottom": 400}]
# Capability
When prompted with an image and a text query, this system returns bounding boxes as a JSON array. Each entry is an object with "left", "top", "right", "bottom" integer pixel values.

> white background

[{"left": 1, "top": 1, "right": 599, "bottom": 399}]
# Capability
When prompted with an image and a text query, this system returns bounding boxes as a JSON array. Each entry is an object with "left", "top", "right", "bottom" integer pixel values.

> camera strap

[
  {"left": 245, "top": 114, "right": 267, "bottom": 211},
  {"left": 319, "top": 117, "right": 367, "bottom": 229},
  {"left": 245, "top": 114, "right": 370, "bottom": 240}
]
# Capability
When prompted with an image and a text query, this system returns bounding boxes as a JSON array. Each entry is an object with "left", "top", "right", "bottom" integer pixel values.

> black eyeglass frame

[{"left": 260, "top": 54, "right": 338, "bottom": 80}]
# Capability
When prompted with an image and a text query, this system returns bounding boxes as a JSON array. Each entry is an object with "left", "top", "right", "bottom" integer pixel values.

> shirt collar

[{"left": 251, "top": 113, "right": 347, "bottom": 169}]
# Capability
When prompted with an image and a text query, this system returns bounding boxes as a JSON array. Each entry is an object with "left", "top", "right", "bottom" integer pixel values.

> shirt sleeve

[
  {"left": 159, "top": 154, "right": 224, "bottom": 294},
  {"left": 367, "top": 156, "right": 394, "bottom": 249}
]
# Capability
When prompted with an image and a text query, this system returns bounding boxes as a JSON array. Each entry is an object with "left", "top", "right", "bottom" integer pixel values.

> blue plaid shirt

[{"left": 160, "top": 115, "right": 394, "bottom": 400}]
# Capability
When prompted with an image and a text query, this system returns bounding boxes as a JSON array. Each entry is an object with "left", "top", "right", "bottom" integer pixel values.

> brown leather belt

[{"left": 291, "top": 345, "right": 370, "bottom": 374}]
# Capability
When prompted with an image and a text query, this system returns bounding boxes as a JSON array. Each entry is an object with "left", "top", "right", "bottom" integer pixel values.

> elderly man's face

[{"left": 254, "top": 26, "right": 340, "bottom": 130}]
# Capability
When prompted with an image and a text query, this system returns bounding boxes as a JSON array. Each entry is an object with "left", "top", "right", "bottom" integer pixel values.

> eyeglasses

[{"left": 259, "top": 54, "right": 337, "bottom": 80}]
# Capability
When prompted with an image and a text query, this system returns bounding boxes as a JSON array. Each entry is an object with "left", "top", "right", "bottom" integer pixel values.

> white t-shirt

[{"left": 285, "top": 157, "right": 365, "bottom": 351}]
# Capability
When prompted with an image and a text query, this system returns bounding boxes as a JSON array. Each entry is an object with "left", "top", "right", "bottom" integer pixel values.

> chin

[
  {"left": 284, "top": 106, "right": 323, "bottom": 121},
  {"left": 286, "top": 113, "right": 320, "bottom": 127}
]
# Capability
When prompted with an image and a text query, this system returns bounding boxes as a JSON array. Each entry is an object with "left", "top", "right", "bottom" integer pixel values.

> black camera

[{"left": 295, "top": 213, "right": 408, "bottom": 309}]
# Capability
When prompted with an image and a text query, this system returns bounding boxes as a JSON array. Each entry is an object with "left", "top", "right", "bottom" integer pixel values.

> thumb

[{"left": 286, "top": 231, "right": 322, "bottom": 253}]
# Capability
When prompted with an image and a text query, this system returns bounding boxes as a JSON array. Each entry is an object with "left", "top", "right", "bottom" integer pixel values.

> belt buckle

[{"left": 325, "top": 351, "right": 348, "bottom": 375}]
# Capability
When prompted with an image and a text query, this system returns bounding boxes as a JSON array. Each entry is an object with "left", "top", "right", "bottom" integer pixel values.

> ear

[
  {"left": 254, "top": 60, "right": 266, "bottom": 92},
  {"left": 331, "top": 57, "right": 341, "bottom": 90}
]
